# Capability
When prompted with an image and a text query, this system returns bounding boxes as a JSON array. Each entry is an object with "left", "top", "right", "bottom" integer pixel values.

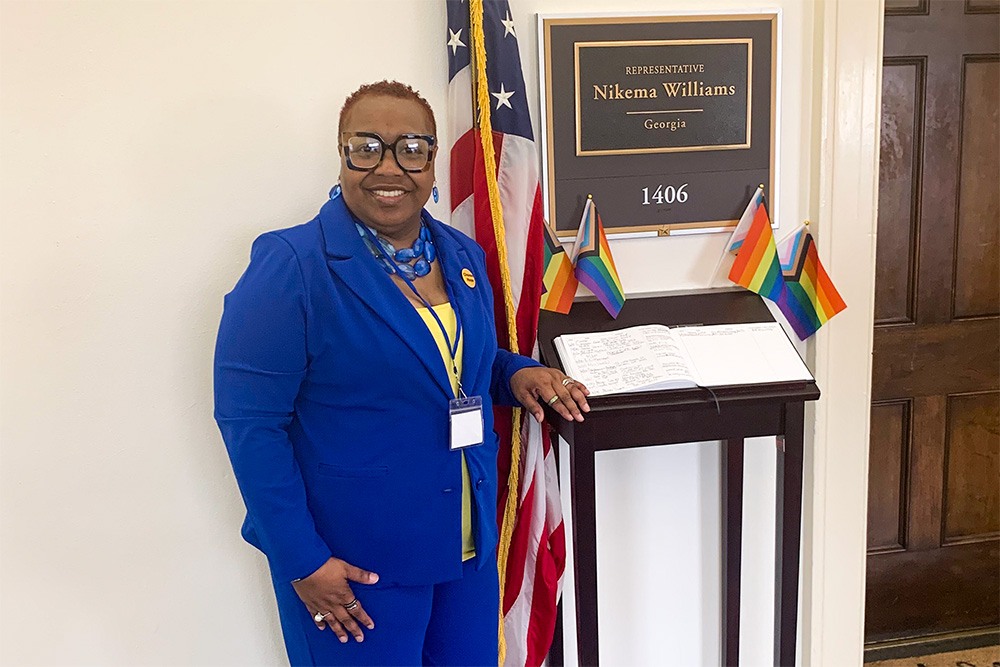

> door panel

[
  {"left": 953, "top": 58, "right": 999, "bottom": 320},
  {"left": 875, "top": 59, "right": 922, "bottom": 325},
  {"left": 868, "top": 400, "right": 911, "bottom": 552},
  {"left": 943, "top": 391, "right": 1000, "bottom": 543}
]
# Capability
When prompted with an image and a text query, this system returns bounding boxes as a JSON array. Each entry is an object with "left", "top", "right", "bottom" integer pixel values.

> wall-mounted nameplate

[
  {"left": 539, "top": 13, "right": 778, "bottom": 237},
  {"left": 576, "top": 39, "right": 752, "bottom": 155}
]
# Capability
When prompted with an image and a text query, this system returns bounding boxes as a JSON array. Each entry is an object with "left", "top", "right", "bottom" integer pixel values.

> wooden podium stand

[{"left": 538, "top": 290, "right": 820, "bottom": 667}]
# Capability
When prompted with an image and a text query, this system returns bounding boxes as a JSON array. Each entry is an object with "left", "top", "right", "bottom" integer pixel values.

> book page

[
  {"left": 637, "top": 325, "right": 701, "bottom": 385},
  {"left": 672, "top": 323, "right": 813, "bottom": 387},
  {"left": 554, "top": 326, "right": 694, "bottom": 396}
]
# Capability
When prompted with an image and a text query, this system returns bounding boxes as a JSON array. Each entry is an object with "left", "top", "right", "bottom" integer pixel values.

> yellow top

[{"left": 416, "top": 303, "right": 476, "bottom": 562}]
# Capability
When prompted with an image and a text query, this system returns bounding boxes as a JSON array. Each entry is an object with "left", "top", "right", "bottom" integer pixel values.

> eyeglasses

[{"left": 339, "top": 132, "right": 437, "bottom": 173}]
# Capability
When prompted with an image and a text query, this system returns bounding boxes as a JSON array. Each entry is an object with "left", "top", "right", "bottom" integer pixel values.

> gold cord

[{"left": 469, "top": 2, "right": 524, "bottom": 664}]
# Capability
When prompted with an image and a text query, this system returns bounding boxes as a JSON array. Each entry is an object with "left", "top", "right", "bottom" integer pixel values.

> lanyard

[{"left": 356, "top": 221, "right": 465, "bottom": 398}]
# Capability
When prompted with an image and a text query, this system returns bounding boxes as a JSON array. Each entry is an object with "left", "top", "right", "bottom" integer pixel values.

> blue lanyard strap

[{"left": 356, "top": 220, "right": 464, "bottom": 397}]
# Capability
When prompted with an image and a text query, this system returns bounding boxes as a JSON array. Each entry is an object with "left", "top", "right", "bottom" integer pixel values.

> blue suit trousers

[{"left": 272, "top": 552, "right": 499, "bottom": 667}]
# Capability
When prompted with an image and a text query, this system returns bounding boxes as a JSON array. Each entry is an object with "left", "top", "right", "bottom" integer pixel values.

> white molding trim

[{"left": 800, "top": 0, "right": 883, "bottom": 665}]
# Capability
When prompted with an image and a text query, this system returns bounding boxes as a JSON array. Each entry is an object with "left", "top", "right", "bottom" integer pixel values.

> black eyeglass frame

[{"left": 339, "top": 132, "right": 438, "bottom": 173}]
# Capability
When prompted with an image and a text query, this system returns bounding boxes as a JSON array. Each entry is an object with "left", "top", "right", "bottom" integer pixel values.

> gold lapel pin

[{"left": 461, "top": 268, "right": 476, "bottom": 288}]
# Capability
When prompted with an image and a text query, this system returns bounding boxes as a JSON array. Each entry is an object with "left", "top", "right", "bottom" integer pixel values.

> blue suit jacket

[{"left": 214, "top": 196, "right": 540, "bottom": 586}]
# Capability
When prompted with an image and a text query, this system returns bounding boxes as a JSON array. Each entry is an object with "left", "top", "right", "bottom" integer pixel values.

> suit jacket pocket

[{"left": 316, "top": 463, "right": 390, "bottom": 479}]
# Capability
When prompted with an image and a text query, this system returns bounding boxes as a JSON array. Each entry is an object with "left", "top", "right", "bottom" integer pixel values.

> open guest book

[{"left": 553, "top": 322, "right": 813, "bottom": 397}]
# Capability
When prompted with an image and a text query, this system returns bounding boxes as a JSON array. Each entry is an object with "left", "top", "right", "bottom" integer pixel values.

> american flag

[{"left": 446, "top": 1, "right": 566, "bottom": 665}]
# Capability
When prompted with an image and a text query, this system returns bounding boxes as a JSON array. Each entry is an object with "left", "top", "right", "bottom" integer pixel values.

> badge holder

[{"left": 449, "top": 395, "right": 484, "bottom": 450}]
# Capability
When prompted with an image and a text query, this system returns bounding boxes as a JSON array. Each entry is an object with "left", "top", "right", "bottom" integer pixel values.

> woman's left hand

[{"left": 510, "top": 367, "right": 590, "bottom": 423}]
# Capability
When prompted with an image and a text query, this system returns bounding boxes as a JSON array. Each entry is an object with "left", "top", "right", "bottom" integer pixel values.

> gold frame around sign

[
  {"left": 542, "top": 13, "right": 778, "bottom": 236},
  {"left": 573, "top": 38, "right": 753, "bottom": 157}
]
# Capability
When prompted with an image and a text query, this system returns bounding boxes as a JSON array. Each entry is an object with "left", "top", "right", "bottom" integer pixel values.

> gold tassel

[{"left": 469, "top": 1, "right": 524, "bottom": 664}]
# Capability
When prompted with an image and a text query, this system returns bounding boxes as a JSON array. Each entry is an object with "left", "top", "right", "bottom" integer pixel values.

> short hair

[{"left": 338, "top": 80, "right": 437, "bottom": 136}]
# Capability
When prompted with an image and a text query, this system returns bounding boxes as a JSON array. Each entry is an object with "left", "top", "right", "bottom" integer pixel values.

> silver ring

[
  {"left": 562, "top": 378, "right": 575, "bottom": 387},
  {"left": 547, "top": 395, "right": 560, "bottom": 406},
  {"left": 343, "top": 598, "right": 359, "bottom": 611},
  {"left": 314, "top": 611, "right": 331, "bottom": 623}
]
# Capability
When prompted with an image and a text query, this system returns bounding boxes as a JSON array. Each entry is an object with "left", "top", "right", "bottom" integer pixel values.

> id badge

[{"left": 449, "top": 395, "right": 484, "bottom": 450}]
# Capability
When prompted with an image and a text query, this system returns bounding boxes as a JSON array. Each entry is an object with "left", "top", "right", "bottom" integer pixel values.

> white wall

[{"left": 0, "top": 1, "right": 876, "bottom": 665}]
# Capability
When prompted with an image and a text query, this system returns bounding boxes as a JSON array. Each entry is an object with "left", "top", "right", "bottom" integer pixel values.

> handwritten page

[
  {"left": 639, "top": 326, "right": 700, "bottom": 385},
  {"left": 554, "top": 325, "right": 697, "bottom": 396},
  {"left": 554, "top": 321, "right": 812, "bottom": 397}
]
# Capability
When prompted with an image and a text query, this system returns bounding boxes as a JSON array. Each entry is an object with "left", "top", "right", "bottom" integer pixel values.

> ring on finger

[
  {"left": 314, "top": 611, "right": 332, "bottom": 623},
  {"left": 547, "top": 395, "right": 561, "bottom": 406},
  {"left": 561, "top": 377, "right": 575, "bottom": 387},
  {"left": 342, "top": 598, "right": 359, "bottom": 611}
]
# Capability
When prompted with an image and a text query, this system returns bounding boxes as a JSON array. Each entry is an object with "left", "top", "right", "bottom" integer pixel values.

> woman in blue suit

[{"left": 214, "top": 80, "right": 590, "bottom": 666}]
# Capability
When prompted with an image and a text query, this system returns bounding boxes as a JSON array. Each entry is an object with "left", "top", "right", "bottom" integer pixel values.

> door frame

[{"left": 801, "top": 0, "right": 883, "bottom": 665}]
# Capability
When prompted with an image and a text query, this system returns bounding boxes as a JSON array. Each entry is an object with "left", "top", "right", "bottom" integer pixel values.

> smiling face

[{"left": 339, "top": 94, "right": 436, "bottom": 240}]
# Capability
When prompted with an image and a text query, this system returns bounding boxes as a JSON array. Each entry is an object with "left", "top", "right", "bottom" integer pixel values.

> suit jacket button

[{"left": 476, "top": 478, "right": 484, "bottom": 489}]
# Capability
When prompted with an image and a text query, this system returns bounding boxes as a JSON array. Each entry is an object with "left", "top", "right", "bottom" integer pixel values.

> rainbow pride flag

[
  {"left": 540, "top": 220, "right": 578, "bottom": 314},
  {"left": 727, "top": 196, "right": 784, "bottom": 302},
  {"left": 571, "top": 196, "right": 625, "bottom": 318},
  {"left": 776, "top": 225, "right": 847, "bottom": 338}
]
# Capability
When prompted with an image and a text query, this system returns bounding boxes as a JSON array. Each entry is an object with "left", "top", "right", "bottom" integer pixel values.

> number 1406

[{"left": 641, "top": 183, "right": 689, "bottom": 205}]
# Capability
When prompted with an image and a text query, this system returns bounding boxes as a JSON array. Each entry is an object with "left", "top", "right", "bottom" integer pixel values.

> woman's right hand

[{"left": 291, "top": 557, "right": 379, "bottom": 643}]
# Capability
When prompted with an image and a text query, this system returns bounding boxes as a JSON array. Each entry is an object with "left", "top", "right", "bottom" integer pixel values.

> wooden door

[{"left": 867, "top": 0, "right": 1000, "bottom": 646}]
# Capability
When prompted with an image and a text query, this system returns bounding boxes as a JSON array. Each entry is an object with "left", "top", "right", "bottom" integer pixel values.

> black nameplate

[{"left": 541, "top": 14, "right": 777, "bottom": 235}]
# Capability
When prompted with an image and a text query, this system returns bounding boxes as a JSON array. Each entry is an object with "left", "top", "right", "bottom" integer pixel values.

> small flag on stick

[
  {"left": 775, "top": 224, "right": 847, "bottom": 338},
  {"left": 571, "top": 195, "right": 625, "bottom": 318},
  {"left": 727, "top": 193, "right": 784, "bottom": 302},
  {"left": 540, "top": 220, "right": 577, "bottom": 314}
]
